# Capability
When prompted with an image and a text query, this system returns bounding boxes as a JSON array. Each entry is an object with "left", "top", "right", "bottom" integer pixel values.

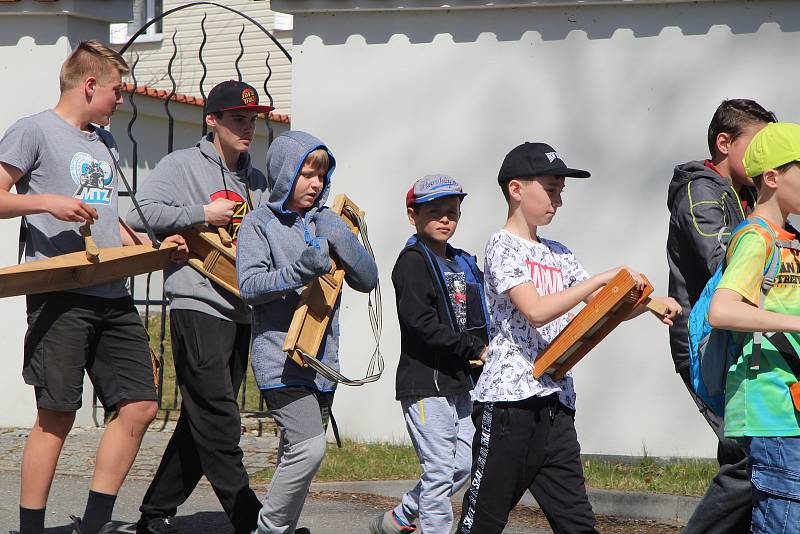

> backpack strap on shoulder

[{"left": 749, "top": 217, "right": 780, "bottom": 371}]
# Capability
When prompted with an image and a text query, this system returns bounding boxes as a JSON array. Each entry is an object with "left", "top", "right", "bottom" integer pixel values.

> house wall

[
  {"left": 277, "top": 0, "right": 800, "bottom": 457},
  {"left": 117, "top": 0, "right": 293, "bottom": 116}
]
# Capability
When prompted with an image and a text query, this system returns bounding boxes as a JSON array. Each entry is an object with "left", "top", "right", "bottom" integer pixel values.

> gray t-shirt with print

[{"left": 0, "top": 109, "right": 127, "bottom": 298}]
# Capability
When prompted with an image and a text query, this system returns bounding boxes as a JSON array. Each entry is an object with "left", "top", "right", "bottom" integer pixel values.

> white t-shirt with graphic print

[{"left": 472, "top": 229, "right": 590, "bottom": 408}]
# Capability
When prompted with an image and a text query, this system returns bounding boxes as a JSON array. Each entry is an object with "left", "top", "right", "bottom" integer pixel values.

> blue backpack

[{"left": 687, "top": 217, "right": 781, "bottom": 417}]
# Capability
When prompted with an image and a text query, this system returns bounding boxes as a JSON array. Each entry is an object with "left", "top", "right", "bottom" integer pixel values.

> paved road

[
  {"left": 0, "top": 471, "right": 556, "bottom": 533},
  {"left": 0, "top": 427, "right": 679, "bottom": 533}
]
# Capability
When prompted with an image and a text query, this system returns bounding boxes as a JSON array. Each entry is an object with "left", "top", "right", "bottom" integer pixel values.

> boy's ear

[
  {"left": 507, "top": 179, "right": 524, "bottom": 201},
  {"left": 762, "top": 169, "right": 780, "bottom": 190},
  {"left": 406, "top": 206, "right": 417, "bottom": 227},
  {"left": 205, "top": 113, "right": 218, "bottom": 129},
  {"left": 715, "top": 132, "right": 733, "bottom": 157},
  {"left": 84, "top": 76, "right": 98, "bottom": 98}
]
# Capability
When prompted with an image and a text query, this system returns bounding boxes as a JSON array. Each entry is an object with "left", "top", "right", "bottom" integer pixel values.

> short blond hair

[
  {"left": 304, "top": 148, "right": 330, "bottom": 172},
  {"left": 59, "top": 40, "right": 129, "bottom": 92}
]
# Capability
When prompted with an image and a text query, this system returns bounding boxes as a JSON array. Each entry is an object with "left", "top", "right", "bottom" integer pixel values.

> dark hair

[
  {"left": 499, "top": 177, "right": 535, "bottom": 202},
  {"left": 707, "top": 99, "right": 777, "bottom": 156},
  {"left": 752, "top": 161, "right": 800, "bottom": 190}
]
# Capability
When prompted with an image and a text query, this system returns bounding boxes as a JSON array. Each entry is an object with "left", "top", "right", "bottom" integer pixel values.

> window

[{"left": 110, "top": 0, "right": 164, "bottom": 45}]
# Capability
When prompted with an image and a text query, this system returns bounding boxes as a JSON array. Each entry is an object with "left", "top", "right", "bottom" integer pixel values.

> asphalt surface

[{"left": 0, "top": 426, "right": 683, "bottom": 533}]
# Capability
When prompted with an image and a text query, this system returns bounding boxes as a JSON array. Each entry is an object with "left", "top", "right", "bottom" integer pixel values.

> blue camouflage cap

[{"left": 405, "top": 174, "right": 467, "bottom": 208}]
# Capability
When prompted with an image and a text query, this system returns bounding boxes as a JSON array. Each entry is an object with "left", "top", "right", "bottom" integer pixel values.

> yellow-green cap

[{"left": 744, "top": 122, "right": 800, "bottom": 178}]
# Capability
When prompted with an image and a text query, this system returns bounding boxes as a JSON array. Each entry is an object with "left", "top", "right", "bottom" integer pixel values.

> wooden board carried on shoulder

[
  {"left": 0, "top": 240, "right": 177, "bottom": 298},
  {"left": 283, "top": 194, "right": 363, "bottom": 367},
  {"left": 180, "top": 225, "right": 240, "bottom": 298},
  {"left": 532, "top": 269, "right": 669, "bottom": 380}
]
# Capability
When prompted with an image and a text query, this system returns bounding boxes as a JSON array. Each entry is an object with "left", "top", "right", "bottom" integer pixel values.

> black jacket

[
  {"left": 666, "top": 160, "right": 753, "bottom": 375},
  {"left": 392, "top": 239, "right": 489, "bottom": 399}
]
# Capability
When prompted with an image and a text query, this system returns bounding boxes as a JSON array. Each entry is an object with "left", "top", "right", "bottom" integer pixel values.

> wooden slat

[
  {"left": 180, "top": 225, "right": 240, "bottom": 297},
  {"left": 0, "top": 242, "right": 177, "bottom": 298},
  {"left": 533, "top": 270, "right": 653, "bottom": 380},
  {"left": 283, "top": 194, "right": 363, "bottom": 367}
]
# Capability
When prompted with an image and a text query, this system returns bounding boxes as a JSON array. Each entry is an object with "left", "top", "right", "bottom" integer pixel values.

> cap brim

[
  {"left": 413, "top": 191, "right": 467, "bottom": 205},
  {"left": 553, "top": 168, "right": 591, "bottom": 178},
  {"left": 208, "top": 104, "right": 275, "bottom": 114}
]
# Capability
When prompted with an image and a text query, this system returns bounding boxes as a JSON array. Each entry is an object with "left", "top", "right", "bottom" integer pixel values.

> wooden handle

[
  {"left": 80, "top": 222, "right": 100, "bottom": 263},
  {"left": 217, "top": 227, "right": 233, "bottom": 246},
  {"left": 645, "top": 297, "right": 669, "bottom": 317}
]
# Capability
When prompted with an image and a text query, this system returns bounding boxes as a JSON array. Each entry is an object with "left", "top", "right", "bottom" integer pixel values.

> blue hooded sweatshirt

[{"left": 236, "top": 131, "right": 378, "bottom": 392}]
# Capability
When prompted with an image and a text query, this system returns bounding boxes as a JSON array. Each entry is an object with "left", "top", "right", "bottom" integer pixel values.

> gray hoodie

[
  {"left": 126, "top": 134, "right": 268, "bottom": 323},
  {"left": 236, "top": 131, "right": 378, "bottom": 391}
]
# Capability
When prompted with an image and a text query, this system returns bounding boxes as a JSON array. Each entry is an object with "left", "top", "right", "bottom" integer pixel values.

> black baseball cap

[
  {"left": 498, "top": 142, "right": 590, "bottom": 183},
  {"left": 205, "top": 80, "right": 274, "bottom": 114}
]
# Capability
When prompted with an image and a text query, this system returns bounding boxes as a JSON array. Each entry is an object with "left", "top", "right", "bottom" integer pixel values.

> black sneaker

[
  {"left": 296, "top": 529, "right": 311, "bottom": 534},
  {"left": 135, "top": 517, "right": 180, "bottom": 534},
  {"left": 69, "top": 515, "right": 116, "bottom": 534}
]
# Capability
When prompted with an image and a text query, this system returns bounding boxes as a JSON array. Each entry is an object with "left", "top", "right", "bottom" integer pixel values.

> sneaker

[
  {"left": 295, "top": 529, "right": 311, "bottom": 534},
  {"left": 69, "top": 515, "right": 117, "bottom": 534},
  {"left": 368, "top": 511, "right": 417, "bottom": 534},
  {"left": 135, "top": 517, "right": 181, "bottom": 534}
]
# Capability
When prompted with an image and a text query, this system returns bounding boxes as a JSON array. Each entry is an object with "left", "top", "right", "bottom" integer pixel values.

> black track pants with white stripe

[{"left": 456, "top": 394, "right": 599, "bottom": 534}]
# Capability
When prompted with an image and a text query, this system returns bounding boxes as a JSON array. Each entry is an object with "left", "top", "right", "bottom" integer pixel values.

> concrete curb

[{"left": 311, "top": 479, "right": 700, "bottom": 526}]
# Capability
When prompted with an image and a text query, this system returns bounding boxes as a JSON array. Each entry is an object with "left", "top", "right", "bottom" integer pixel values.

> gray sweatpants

[
  {"left": 393, "top": 393, "right": 474, "bottom": 533},
  {"left": 255, "top": 388, "right": 331, "bottom": 534}
]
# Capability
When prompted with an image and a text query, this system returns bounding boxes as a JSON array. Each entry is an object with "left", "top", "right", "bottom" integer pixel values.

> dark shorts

[{"left": 23, "top": 291, "right": 158, "bottom": 412}]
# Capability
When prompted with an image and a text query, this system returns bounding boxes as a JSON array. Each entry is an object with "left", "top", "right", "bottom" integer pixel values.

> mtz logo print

[{"left": 70, "top": 152, "right": 114, "bottom": 205}]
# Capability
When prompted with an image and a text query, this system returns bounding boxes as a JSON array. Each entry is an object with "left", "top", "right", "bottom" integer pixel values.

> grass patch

[
  {"left": 252, "top": 440, "right": 717, "bottom": 496},
  {"left": 251, "top": 439, "right": 422, "bottom": 483},
  {"left": 582, "top": 455, "right": 718, "bottom": 496}
]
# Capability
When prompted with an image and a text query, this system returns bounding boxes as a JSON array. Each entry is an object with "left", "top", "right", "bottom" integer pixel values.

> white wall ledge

[
  {"left": 272, "top": 0, "right": 728, "bottom": 14},
  {"left": 0, "top": 0, "right": 132, "bottom": 23}
]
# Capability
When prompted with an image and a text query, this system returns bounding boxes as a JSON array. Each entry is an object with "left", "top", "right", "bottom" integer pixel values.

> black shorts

[{"left": 23, "top": 291, "right": 158, "bottom": 412}]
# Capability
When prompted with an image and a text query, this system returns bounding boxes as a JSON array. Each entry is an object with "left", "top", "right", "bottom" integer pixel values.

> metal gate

[{"left": 93, "top": 2, "right": 292, "bottom": 433}]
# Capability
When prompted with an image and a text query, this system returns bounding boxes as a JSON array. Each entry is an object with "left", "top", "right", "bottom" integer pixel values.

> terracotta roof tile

[{"left": 121, "top": 82, "right": 290, "bottom": 124}]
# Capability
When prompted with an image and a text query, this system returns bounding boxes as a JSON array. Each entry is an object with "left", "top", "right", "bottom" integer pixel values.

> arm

[
  {"left": 674, "top": 180, "right": 731, "bottom": 278},
  {"left": 393, "top": 253, "right": 485, "bottom": 360},
  {"left": 124, "top": 157, "right": 221, "bottom": 233},
  {"left": 119, "top": 217, "right": 188, "bottom": 261},
  {"left": 312, "top": 208, "right": 378, "bottom": 293},
  {"left": 707, "top": 227, "right": 798, "bottom": 332},
  {"left": 510, "top": 264, "right": 649, "bottom": 328},
  {"left": 709, "top": 288, "right": 800, "bottom": 332},
  {"left": 0, "top": 162, "right": 97, "bottom": 222},
  {"left": 510, "top": 273, "right": 610, "bottom": 328},
  {"left": 236, "top": 212, "right": 332, "bottom": 305},
  {"left": 119, "top": 218, "right": 145, "bottom": 246}
]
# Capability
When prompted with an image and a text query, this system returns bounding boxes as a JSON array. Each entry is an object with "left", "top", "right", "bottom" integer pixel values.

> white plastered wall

[{"left": 284, "top": 1, "right": 800, "bottom": 457}]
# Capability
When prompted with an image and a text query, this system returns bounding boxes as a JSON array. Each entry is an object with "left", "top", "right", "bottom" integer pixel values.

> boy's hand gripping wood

[
  {"left": 532, "top": 269, "right": 656, "bottom": 380},
  {"left": 283, "top": 194, "right": 363, "bottom": 367}
]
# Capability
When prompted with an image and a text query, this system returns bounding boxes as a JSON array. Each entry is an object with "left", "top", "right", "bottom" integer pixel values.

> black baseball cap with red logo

[{"left": 205, "top": 80, "right": 274, "bottom": 114}]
